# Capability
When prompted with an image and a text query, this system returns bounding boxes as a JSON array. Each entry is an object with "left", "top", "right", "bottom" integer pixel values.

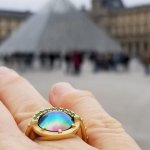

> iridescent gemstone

[{"left": 38, "top": 111, "right": 74, "bottom": 132}]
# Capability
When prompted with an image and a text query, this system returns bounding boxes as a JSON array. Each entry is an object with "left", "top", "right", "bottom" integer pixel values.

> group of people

[
  {"left": 0, "top": 51, "right": 84, "bottom": 74},
  {"left": 1, "top": 50, "right": 150, "bottom": 74},
  {"left": 89, "top": 51, "right": 130, "bottom": 72},
  {"left": 2, "top": 52, "right": 35, "bottom": 69},
  {"left": 39, "top": 51, "right": 84, "bottom": 74},
  {"left": 64, "top": 51, "right": 84, "bottom": 74}
]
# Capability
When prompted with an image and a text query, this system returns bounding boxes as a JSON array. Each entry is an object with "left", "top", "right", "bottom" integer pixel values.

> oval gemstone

[{"left": 38, "top": 111, "right": 74, "bottom": 132}]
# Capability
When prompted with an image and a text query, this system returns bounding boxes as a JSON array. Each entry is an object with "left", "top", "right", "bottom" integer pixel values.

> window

[
  {"left": 144, "top": 41, "right": 148, "bottom": 51},
  {"left": 0, "top": 18, "right": 8, "bottom": 27}
]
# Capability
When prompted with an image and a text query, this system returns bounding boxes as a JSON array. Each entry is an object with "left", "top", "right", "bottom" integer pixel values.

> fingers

[
  {"left": 0, "top": 101, "right": 20, "bottom": 136},
  {"left": 49, "top": 83, "right": 112, "bottom": 123},
  {"left": 0, "top": 67, "right": 51, "bottom": 132},
  {"left": 49, "top": 83, "right": 141, "bottom": 150}
]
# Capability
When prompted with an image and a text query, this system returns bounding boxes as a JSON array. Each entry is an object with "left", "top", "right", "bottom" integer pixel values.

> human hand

[{"left": 0, "top": 67, "right": 140, "bottom": 150}]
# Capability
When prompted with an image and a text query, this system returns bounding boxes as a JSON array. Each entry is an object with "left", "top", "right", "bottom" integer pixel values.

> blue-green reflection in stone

[{"left": 38, "top": 111, "right": 74, "bottom": 132}]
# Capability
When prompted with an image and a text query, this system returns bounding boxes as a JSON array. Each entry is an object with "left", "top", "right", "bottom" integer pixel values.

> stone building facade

[
  {"left": 91, "top": 0, "right": 150, "bottom": 56},
  {"left": 0, "top": 10, "right": 31, "bottom": 44}
]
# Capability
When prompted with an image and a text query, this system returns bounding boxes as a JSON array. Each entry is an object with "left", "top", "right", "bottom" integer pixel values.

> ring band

[{"left": 25, "top": 107, "right": 88, "bottom": 142}]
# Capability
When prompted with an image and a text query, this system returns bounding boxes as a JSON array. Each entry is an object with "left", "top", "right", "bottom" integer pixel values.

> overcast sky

[{"left": 0, "top": 0, "right": 150, "bottom": 12}]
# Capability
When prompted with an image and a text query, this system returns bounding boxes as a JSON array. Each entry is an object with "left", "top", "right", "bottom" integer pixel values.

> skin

[{"left": 0, "top": 66, "right": 141, "bottom": 150}]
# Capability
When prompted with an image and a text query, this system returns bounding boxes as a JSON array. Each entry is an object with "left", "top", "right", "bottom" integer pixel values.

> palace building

[
  {"left": 0, "top": 10, "right": 31, "bottom": 44},
  {"left": 91, "top": 0, "right": 150, "bottom": 56}
]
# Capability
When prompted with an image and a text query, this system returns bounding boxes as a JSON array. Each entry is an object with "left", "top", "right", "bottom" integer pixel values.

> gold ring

[{"left": 25, "top": 107, "right": 88, "bottom": 142}]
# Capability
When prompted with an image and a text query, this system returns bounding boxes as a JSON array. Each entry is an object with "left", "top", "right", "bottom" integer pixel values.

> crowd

[
  {"left": 89, "top": 51, "right": 130, "bottom": 72},
  {"left": 0, "top": 50, "right": 150, "bottom": 74}
]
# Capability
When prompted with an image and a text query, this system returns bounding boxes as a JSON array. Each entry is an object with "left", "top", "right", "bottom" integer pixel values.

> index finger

[{"left": 0, "top": 67, "right": 51, "bottom": 131}]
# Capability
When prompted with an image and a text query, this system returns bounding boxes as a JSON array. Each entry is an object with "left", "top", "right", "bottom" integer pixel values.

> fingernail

[{"left": 51, "top": 82, "right": 77, "bottom": 100}]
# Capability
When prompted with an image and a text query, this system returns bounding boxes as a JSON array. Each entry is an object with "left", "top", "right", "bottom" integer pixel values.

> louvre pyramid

[{"left": 0, "top": 0, "right": 121, "bottom": 54}]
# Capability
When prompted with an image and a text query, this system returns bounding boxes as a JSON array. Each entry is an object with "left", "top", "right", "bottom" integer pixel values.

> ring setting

[{"left": 25, "top": 107, "right": 88, "bottom": 142}]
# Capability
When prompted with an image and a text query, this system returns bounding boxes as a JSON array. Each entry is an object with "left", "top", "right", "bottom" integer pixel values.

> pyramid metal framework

[{"left": 0, "top": 0, "right": 121, "bottom": 54}]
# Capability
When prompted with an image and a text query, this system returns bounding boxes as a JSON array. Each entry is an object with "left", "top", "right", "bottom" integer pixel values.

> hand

[{"left": 0, "top": 67, "right": 140, "bottom": 150}]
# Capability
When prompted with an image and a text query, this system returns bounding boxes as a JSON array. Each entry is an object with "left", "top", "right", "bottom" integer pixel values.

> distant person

[
  {"left": 24, "top": 53, "right": 35, "bottom": 69},
  {"left": 64, "top": 52, "right": 73, "bottom": 74},
  {"left": 92, "top": 53, "right": 105, "bottom": 72},
  {"left": 121, "top": 53, "right": 130, "bottom": 71},
  {"left": 48, "top": 53, "right": 55, "bottom": 70},
  {"left": 142, "top": 50, "right": 150, "bottom": 74},
  {"left": 3, "top": 55, "right": 11, "bottom": 66},
  {"left": 54, "top": 51, "right": 62, "bottom": 69},
  {"left": 94, "top": 53, "right": 103, "bottom": 72},
  {"left": 72, "top": 50, "right": 83, "bottom": 75},
  {"left": 89, "top": 51, "right": 100, "bottom": 72},
  {"left": 107, "top": 53, "right": 116, "bottom": 71},
  {"left": 39, "top": 52, "right": 47, "bottom": 68}
]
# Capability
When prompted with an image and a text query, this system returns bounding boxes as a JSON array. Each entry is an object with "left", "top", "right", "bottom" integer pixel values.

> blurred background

[{"left": 0, "top": 0, "right": 150, "bottom": 149}]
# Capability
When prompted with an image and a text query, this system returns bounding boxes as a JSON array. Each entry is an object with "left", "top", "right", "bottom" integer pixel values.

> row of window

[
  {"left": 0, "top": 29, "right": 12, "bottom": 37},
  {"left": 122, "top": 41, "right": 149, "bottom": 53},
  {"left": 110, "top": 13, "right": 150, "bottom": 27},
  {"left": 0, "top": 18, "right": 20, "bottom": 29},
  {"left": 0, "top": 18, "right": 21, "bottom": 38},
  {"left": 110, "top": 25, "right": 149, "bottom": 36}
]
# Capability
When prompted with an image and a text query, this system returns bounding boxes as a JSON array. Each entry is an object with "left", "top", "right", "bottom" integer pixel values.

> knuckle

[{"left": 88, "top": 113, "right": 124, "bottom": 132}]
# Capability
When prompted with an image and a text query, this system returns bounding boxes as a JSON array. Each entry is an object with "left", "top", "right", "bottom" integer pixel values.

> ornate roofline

[{"left": 0, "top": 9, "right": 32, "bottom": 18}]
